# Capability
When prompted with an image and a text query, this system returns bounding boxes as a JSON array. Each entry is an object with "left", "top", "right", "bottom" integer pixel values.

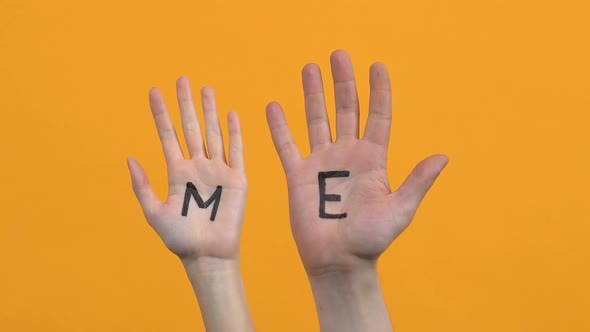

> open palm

[
  {"left": 266, "top": 51, "right": 448, "bottom": 273},
  {"left": 128, "top": 77, "right": 247, "bottom": 260}
]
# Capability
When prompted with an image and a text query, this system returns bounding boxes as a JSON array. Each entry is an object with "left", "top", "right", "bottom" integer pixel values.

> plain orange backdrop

[{"left": 1, "top": 0, "right": 589, "bottom": 331}]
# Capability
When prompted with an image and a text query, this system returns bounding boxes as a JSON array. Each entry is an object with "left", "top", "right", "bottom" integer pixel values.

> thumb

[
  {"left": 126, "top": 157, "right": 162, "bottom": 218},
  {"left": 394, "top": 154, "right": 449, "bottom": 220}
]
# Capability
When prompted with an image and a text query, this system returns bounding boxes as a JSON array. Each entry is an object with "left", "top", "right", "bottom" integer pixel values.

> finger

[
  {"left": 364, "top": 63, "right": 393, "bottom": 148},
  {"left": 149, "top": 87, "right": 184, "bottom": 163},
  {"left": 228, "top": 111, "right": 245, "bottom": 171},
  {"left": 394, "top": 154, "right": 449, "bottom": 223},
  {"left": 201, "top": 86, "right": 227, "bottom": 163},
  {"left": 302, "top": 63, "right": 332, "bottom": 151},
  {"left": 127, "top": 157, "right": 163, "bottom": 219},
  {"left": 330, "top": 50, "right": 360, "bottom": 140},
  {"left": 265, "top": 102, "right": 302, "bottom": 173},
  {"left": 176, "top": 76, "right": 206, "bottom": 159}
]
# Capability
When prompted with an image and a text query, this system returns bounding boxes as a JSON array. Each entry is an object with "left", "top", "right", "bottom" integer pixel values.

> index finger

[
  {"left": 363, "top": 62, "right": 392, "bottom": 148},
  {"left": 149, "top": 87, "right": 184, "bottom": 164}
]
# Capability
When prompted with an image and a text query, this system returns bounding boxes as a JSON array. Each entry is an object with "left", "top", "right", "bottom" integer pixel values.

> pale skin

[
  {"left": 266, "top": 50, "right": 449, "bottom": 331},
  {"left": 127, "top": 76, "right": 253, "bottom": 332}
]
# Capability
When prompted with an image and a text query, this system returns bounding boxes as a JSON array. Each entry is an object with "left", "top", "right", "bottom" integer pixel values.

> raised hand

[
  {"left": 127, "top": 77, "right": 252, "bottom": 332},
  {"left": 266, "top": 50, "right": 448, "bottom": 331},
  {"left": 127, "top": 77, "right": 247, "bottom": 260}
]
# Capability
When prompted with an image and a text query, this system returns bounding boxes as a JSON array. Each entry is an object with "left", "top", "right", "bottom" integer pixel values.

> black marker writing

[
  {"left": 318, "top": 171, "right": 350, "bottom": 219},
  {"left": 182, "top": 182, "right": 223, "bottom": 221}
]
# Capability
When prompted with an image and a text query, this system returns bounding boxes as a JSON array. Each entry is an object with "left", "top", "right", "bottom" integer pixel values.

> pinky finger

[
  {"left": 228, "top": 111, "right": 245, "bottom": 171},
  {"left": 266, "top": 102, "right": 302, "bottom": 173},
  {"left": 127, "top": 157, "right": 163, "bottom": 218}
]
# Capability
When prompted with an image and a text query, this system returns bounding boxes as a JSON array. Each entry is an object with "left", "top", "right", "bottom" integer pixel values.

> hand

[
  {"left": 266, "top": 50, "right": 448, "bottom": 275},
  {"left": 127, "top": 76, "right": 247, "bottom": 261},
  {"left": 128, "top": 77, "right": 252, "bottom": 332}
]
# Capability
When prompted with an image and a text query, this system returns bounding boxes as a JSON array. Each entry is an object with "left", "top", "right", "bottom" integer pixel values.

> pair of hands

[{"left": 127, "top": 50, "right": 448, "bottom": 331}]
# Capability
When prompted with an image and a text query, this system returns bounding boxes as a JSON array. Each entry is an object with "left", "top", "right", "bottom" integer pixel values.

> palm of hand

[
  {"left": 287, "top": 140, "right": 402, "bottom": 270},
  {"left": 128, "top": 77, "right": 246, "bottom": 260},
  {"left": 152, "top": 158, "right": 247, "bottom": 259},
  {"left": 267, "top": 51, "right": 448, "bottom": 273}
]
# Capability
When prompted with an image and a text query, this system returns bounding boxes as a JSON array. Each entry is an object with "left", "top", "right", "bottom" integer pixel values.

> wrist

[
  {"left": 307, "top": 260, "right": 393, "bottom": 332},
  {"left": 180, "top": 256, "right": 244, "bottom": 311},
  {"left": 181, "top": 256, "right": 254, "bottom": 332},
  {"left": 305, "top": 256, "right": 378, "bottom": 278},
  {"left": 307, "top": 259, "right": 381, "bottom": 303},
  {"left": 181, "top": 256, "right": 241, "bottom": 276}
]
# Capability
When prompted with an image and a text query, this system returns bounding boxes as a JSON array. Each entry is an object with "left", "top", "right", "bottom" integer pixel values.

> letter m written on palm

[{"left": 181, "top": 182, "right": 223, "bottom": 221}]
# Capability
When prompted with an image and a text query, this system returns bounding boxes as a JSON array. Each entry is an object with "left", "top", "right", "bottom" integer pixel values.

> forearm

[
  {"left": 308, "top": 261, "right": 393, "bottom": 332},
  {"left": 181, "top": 257, "right": 254, "bottom": 332}
]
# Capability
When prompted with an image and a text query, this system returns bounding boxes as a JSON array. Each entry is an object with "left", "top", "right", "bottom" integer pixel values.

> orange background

[{"left": 1, "top": 0, "right": 589, "bottom": 331}]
